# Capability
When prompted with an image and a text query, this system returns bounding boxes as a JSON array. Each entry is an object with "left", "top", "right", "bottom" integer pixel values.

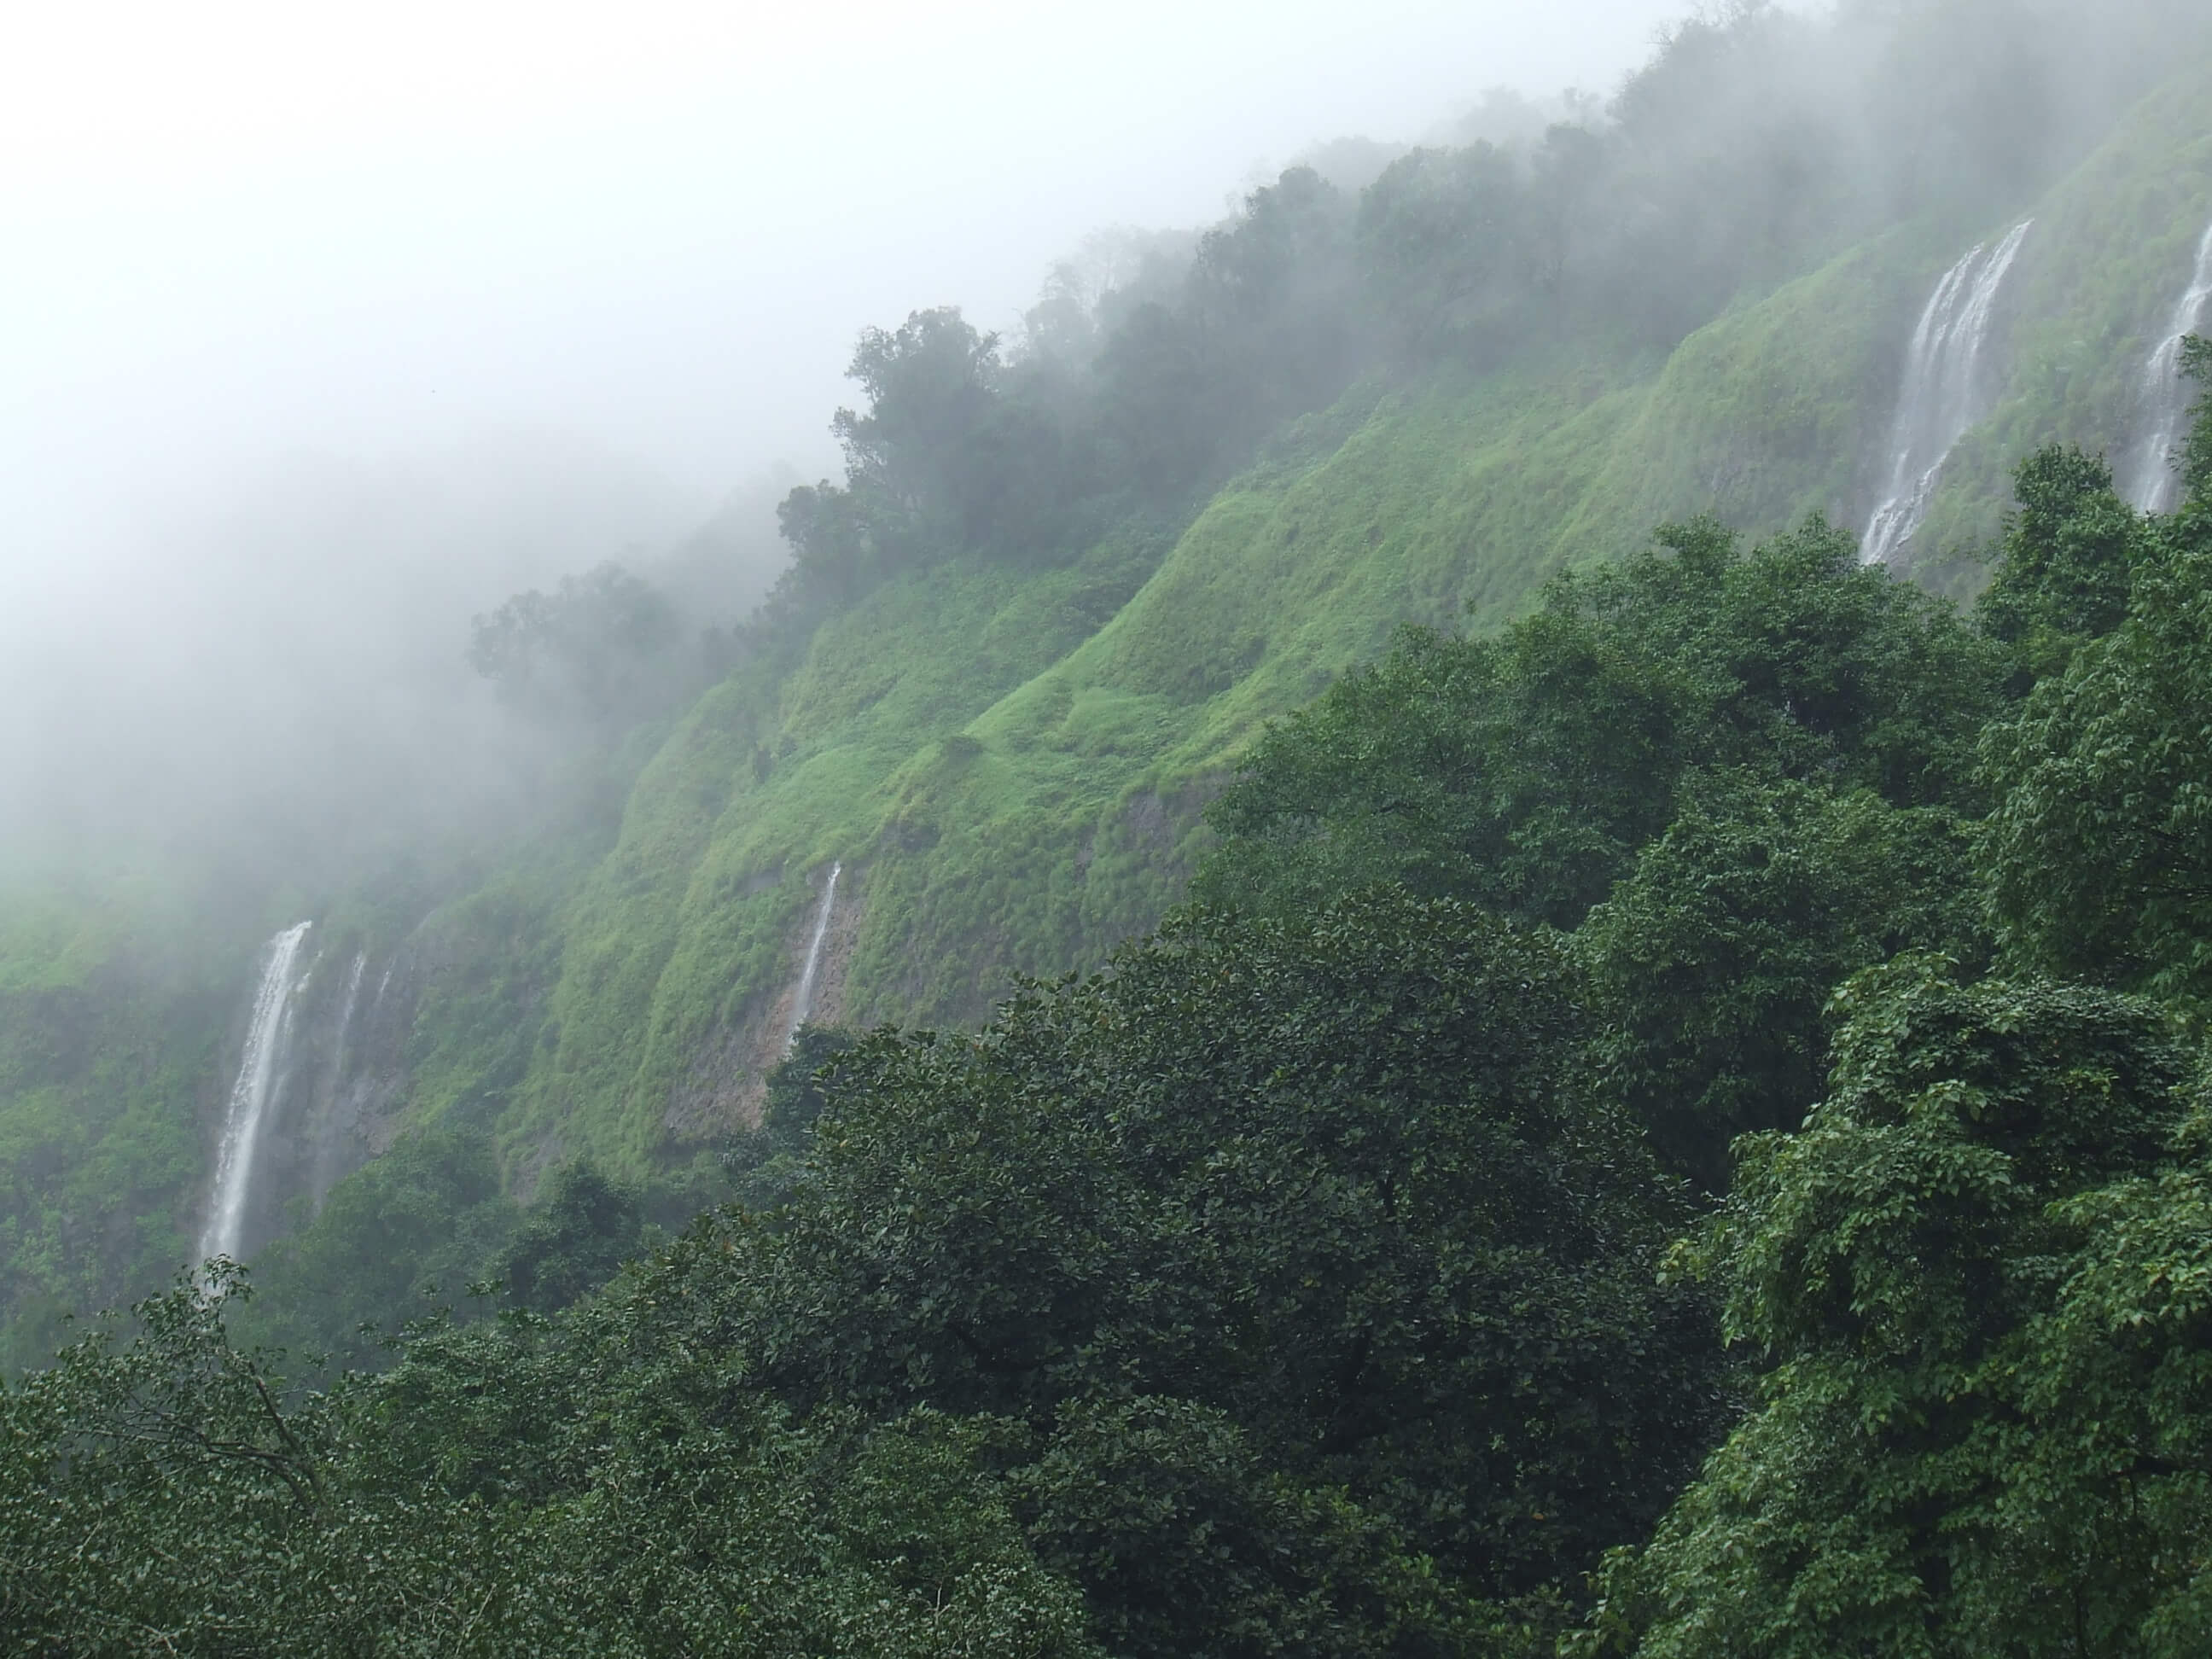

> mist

[
  {"left": 6, "top": 0, "right": 2209, "bottom": 894},
  {"left": 0, "top": 0, "right": 1698, "bottom": 888}
]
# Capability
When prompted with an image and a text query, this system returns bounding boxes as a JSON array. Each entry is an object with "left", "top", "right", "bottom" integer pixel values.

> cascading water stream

[
  {"left": 1862, "top": 220, "right": 2034, "bottom": 564},
  {"left": 2125, "top": 217, "right": 2212, "bottom": 514},
  {"left": 783, "top": 863, "right": 841, "bottom": 1053},
  {"left": 198, "top": 922, "right": 312, "bottom": 1267},
  {"left": 329, "top": 951, "right": 367, "bottom": 1091}
]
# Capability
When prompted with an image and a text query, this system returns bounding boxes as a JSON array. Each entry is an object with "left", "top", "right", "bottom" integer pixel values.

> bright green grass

[
  {"left": 451, "top": 64, "right": 2212, "bottom": 1181},
  {"left": 9, "top": 56, "right": 2212, "bottom": 1249},
  {"left": 473, "top": 218, "right": 1969, "bottom": 1179}
]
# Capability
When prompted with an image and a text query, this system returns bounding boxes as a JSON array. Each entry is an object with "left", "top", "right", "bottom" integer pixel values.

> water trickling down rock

[
  {"left": 1863, "top": 221, "right": 2033, "bottom": 565},
  {"left": 199, "top": 921, "right": 312, "bottom": 1267},
  {"left": 783, "top": 863, "right": 841, "bottom": 1053},
  {"left": 2126, "top": 217, "right": 2212, "bottom": 514}
]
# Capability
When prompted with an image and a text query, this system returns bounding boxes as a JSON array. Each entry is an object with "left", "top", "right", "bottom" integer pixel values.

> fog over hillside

[
  {"left": 15, "top": 2, "right": 2212, "bottom": 1643},
  {"left": 0, "top": 0, "right": 1700, "bottom": 881}
]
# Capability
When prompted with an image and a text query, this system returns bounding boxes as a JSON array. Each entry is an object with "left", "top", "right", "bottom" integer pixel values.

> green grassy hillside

[
  {"left": 0, "top": 885, "right": 257, "bottom": 1367},
  {"left": 5, "top": 53, "right": 2210, "bottom": 1335},
  {"left": 390, "top": 54, "right": 2212, "bottom": 1183}
]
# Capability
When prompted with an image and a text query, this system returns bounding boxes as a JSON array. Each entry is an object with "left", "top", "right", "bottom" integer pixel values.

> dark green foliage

[
  {"left": 1198, "top": 515, "right": 2003, "bottom": 932},
  {"left": 1560, "top": 427, "right": 2212, "bottom": 1652},
  {"left": 233, "top": 1129, "right": 520, "bottom": 1369},
  {"left": 1192, "top": 606, "right": 1691, "bottom": 929},
  {"left": 497, "top": 1157, "right": 644, "bottom": 1313},
  {"left": 1579, "top": 775, "right": 1990, "bottom": 1187},
  {"left": 1196, "top": 515, "right": 2007, "bottom": 1187},
  {"left": 2182, "top": 334, "right": 2212, "bottom": 504},
  {"left": 1976, "top": 444, "right": 2142, "bottom": 675},
  {"left": 762, "top": 1022, "right": 861, "bottom": 1144},
  {"left": 1016, "top": 1394, "right": 1501, "bottom": 1659},
  {"left": 722, "top": 1022, "right": 862, "bottom": 1212},
  {"left": 1982, "top": 480, "right": 2212, "bottom": 1011},
  {"left": 0, "top": 1270, "right": 1102, "bottom": 1656},
  {"left": 0, "top": 1267, "right": 340, "bottom": 1653},
  {"left": 680, "top": 891, "right": 1726, "bottom": 1631},
  {"left": 1580, "top": 958, "right": 2209, "bottom": 1656}
]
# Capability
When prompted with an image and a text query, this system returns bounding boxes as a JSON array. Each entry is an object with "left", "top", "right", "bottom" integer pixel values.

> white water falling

[
  {"left": 198, "top": 921, "right": 312, "bottom": 1266},
  {"left": 330, "top": 951, "right": 367, "bottom": 1085},
  {"left": 2125, "top": 217, "right": 2212, "bottom": 514},
  {"left": 783, "top": 863, "right": 841, "bottom": 1053},
  {"left": 1863, "top": 220, "right": 2034, "bottom": 564}
]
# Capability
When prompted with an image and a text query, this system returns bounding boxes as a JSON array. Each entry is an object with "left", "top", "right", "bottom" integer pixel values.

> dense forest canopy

[
  {"left": 13, "top": 363, "right": 2212, "bottom": 1648},
  {"left": 12, "top": 0, "right": 2212, "bottom": 1652}
]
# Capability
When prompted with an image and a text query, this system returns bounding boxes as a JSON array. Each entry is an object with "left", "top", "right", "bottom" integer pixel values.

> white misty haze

[{"left": 0, "top": 0, "right": 1692, "bottom": 872}]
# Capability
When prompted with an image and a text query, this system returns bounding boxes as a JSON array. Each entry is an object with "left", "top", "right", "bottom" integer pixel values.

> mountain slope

[
  {"left": 371, "top": 51, "right": 2212, "bottom": 1184},
  {"left": 5, "top": 52, "right": 2212, "bottom": 1355}
]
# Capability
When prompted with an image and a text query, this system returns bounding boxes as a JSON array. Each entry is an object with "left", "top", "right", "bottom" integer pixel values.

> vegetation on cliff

[
  {"left": 13, "top": 370, "right": 2212, "bottom": 1647},
  {"left": 11, "top": 3, "right": 2212, "bottom": 1648}
]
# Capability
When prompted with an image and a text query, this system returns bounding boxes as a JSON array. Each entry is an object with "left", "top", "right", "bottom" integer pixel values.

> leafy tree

[
  {"left": 1981, "top": 474, "right": 2212, "bottom": 1012},
  {"left": 1577, "top": 957, "right": 2203, "bottom": 1656},
  {"left": 2180, "top": 335, "right": 2212, "bottom": 504},
  {"left": 497, "top": 1158, "right": 644, "bottom": 1313},
  {"left": 655, "top": 890, "right": 1726, "bottom": 1638},
  {"left": 1358, "top": 143, "right": 1533, "bottom": 358},
  {"left": 1185, "top": 166, "right": 1362, "bottom": 436},
  {"left": 1578, "top": 773, "right": 1988, "bottom": 1186},
  {"left": 723, "top": 1022, "right": 863, "bottom": 1212},
  {"left": 1976, "top": 444, "right": 2142, "bottom": 678},
  {"left": 1, "top": 1269, "right": 1104, "bottom": 1655},
  {"left": 772, "top": 477, "right": 876, "bottom": 613},
  {"left": 832, "top": 307, "right": 1017, "bottom": 557},
  {"left": 1016, "top": 1394, "right": 1520, "bottom": 1659},
  {"left": 233, "top": 1128, "right": 520, "bottom": 1370},
  {"left": 468, "top": 562, "right": 688, "bottom": 726},
  {"left": 1091, "top": 298, "right": 1219, "bottom": 498},
  {"left": 1194, "top": 610, "right": 1693, "bottom": 928},
  {"left": 1198, "top": 516, "right": 2003, "bottom": 930}
]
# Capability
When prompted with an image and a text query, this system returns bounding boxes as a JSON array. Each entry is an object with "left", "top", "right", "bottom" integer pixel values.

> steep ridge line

[{"left": 18, "top": 61, "right": 2212, "bottom": 1308}]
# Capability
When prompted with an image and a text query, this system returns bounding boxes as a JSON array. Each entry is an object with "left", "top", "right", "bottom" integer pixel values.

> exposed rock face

[{"left": 664, "top": 862, "right": 866, "bottom": 1138}]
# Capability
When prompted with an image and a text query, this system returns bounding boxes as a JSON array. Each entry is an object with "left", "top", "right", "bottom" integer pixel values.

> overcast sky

[
  {"left": 3, "top": 0, "right": 1698, "bottom": 554},
  {"left": 0, "top": 0, "right": 1725, "bottom": 872}
]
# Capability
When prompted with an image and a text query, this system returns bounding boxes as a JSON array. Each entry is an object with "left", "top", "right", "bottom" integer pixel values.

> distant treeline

[
  {"left": 460, "top": 0, "right": 2207, "bottom": 718},
  {"left": 745, "top": 0, "right": 2206, "bottom": 627}
]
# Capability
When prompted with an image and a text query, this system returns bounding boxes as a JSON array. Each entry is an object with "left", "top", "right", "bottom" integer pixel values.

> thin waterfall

[
  {"left": 300, "top": 949, "right": 371, "bottom": 1209},
  {"left": 329, "top": 951, "right": 367, "bottom": 1091},
  {"left": 2125, "top": 217, "right": 2212, "bottom": 513},
  {"left": 1863, "top": 220, "right": 2034, "bottom": 564},
  {"left": 198, "top": 922, "right": 312, "bottom": 1267},
  {"left": 783, "top": 863, "right": 841, "bottom": 1053}
]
